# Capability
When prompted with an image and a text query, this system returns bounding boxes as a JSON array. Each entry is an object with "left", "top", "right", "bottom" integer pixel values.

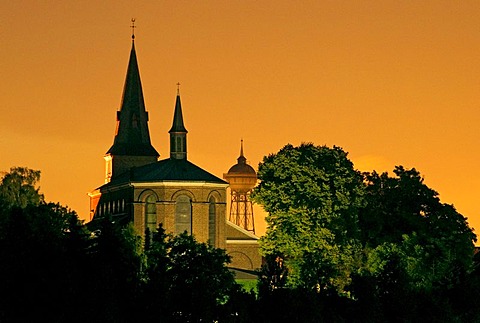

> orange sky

[{"left": 2, "top": 1, "right": 480, "bottom": 238}]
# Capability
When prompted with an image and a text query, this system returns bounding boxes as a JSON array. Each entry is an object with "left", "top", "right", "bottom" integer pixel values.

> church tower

[
  {"left": 89, "top": 24, "right": 261, "bottom": 272},
  {"left": 104, "top": 32, "right": 159, "bottom": 183},
  {"left": 169, "top": 86, "right": 188, "bottom": 160}
]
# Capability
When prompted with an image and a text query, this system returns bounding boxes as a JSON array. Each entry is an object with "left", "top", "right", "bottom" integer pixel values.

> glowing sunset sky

[{"left": 2, "top": 1, "right": 480, "bottom": 238}]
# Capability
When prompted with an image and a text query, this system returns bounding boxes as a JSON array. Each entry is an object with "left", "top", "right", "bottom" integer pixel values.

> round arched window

[
  {"left": 175, "top": 195, "right": 191, "bottom": 234},
  {"left": 145, "top": 195, "right": 157, "bottom": 234},
  {"left": 208, "top": 196, "right": 216, "bottom": 246}
]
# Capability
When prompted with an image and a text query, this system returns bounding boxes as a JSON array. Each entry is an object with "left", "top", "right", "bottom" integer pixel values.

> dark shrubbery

[{"left": 1, "top": 161, "right": 480, "bottom": 322}]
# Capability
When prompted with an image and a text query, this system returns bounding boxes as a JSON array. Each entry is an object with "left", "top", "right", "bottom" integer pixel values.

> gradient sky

[{"left": 2, "top": 1, "right": 480, "bottom": 238}]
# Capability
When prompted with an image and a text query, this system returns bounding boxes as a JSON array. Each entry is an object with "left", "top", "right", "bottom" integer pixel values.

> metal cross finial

[
  {"left": 131, "top": 18, "right": 136, "bottom": 40},
  {"left": 176, "top": 82, "right": 181, "bottom": 95}
]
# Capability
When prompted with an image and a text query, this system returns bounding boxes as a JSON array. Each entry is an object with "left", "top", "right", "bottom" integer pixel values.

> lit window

[
  {"left": 145, "top": 195, "right": 157, "bottom": 234},
  {"left": 209, "top": 197, "right": 216, "bottom": 246},
  {"left": 175, "top": 195, "right": 191, "bottom": 234}
]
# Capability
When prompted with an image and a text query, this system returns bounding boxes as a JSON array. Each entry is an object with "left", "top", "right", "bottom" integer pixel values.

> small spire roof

[
  {"left": 169, "top": 87, "right": 188, "bottom": 133},
  {"left": 106, "top": 36, "right": 159, "bottom": 157}
]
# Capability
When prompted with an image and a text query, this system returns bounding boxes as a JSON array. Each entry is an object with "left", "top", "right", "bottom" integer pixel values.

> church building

[{"left": 88, "top": 33, "right": 261, "bottom": 271}]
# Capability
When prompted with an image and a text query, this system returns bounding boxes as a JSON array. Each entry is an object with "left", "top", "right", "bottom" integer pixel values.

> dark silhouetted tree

[
  {"left": 142, "top": 225, "right": 238, "bottom": 321},
  {"left": 356, "top": 166, "right": 477, "bottom": 321},
  {"left": 84, "top": 219, "right": 143, "bottom": 322},
  {"left": 0, "top": 202, "right": 90, "bottom": 322}
]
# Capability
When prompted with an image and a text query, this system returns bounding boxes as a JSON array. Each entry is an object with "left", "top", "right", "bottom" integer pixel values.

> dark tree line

[
  {"left": 2, "top": 150, "right": 480, "bottom": 322},
  {"left": 0, "top": 167, "right": 248, "bottom": 322}
]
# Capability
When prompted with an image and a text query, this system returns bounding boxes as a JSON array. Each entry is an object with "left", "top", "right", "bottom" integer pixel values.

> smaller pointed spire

[
  {"left": 169, "top": 86, "right": 188, "bottom": 133},
  {"left": 169, "top": 86, "right": 188, "bottom": 159}
]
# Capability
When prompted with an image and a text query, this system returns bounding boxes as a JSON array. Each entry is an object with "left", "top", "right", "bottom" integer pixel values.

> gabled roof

[
  {"left": 106, "top": 40, "right": 159, "bottom": 157},
  {"left": 101, "top": 158, "right": 227, "bottom": 189}
]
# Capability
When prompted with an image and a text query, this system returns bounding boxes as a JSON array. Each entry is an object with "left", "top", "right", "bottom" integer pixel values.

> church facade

[{"left": 88, "top": 36, "right": 261, "bottom": 271}]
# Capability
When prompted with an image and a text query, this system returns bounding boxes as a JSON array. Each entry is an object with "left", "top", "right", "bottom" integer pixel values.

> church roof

[
  {"left": 101, "top": 158, "right": 227, "bottom": 188},
  {"left": 106, "top": 40, "right": 159, "bottom": 157}
]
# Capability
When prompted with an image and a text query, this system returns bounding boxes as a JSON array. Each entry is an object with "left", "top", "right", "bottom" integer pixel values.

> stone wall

[{"left": 132, "top": 183, "right": 227, "bottom": 249}]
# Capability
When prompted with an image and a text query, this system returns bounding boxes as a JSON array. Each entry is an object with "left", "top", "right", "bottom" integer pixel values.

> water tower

[{"left": 224, "top": 140, "right": 257, "bottom": 233}]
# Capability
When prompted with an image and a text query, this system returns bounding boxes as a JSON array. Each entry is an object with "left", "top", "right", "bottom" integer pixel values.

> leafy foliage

[
  {"left": 142, "top": 225, "right": 237, "bottom": 321},
  {"left": 253, "top": 144, "right": 477, "bottom": 320},
  {"left": 1, "top": 163, "right": 478, "bottom": 321},
  {"left": 83, "top": 219, "right": 144, "bottom": 322},
  {"left": 0, "top": 167, "right": 43, "bottom": 209},
  {"left": 253, "top": 143, "right": 365, "bottom": 294},
  {"left": 258, "top": 254, "right": 288, "bottom": 292},
  {"left": 360, "top": 167, "right": 476, "bottom": 292},
  {"left": 0, "top": 167, "right": 253, "bottom": 322},
  {"left": 353, "top": 166, "right": 477, "bottom": 321},
  {"left": 0, "top": 202, "right": 89, "bottom": 322}
]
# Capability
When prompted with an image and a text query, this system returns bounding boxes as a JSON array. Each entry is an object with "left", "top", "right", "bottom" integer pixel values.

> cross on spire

[
  {"left": 177, "top": 82, "right": 181, "bottom": 95},
  {"left": 130, "top": 18, "right": 136, "bottom": 40}
]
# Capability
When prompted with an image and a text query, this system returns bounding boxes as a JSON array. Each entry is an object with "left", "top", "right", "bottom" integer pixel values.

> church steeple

[
  {"left": 104, "top": 31, "right": 159, "bottom": 182},
  {"left": 169, "top": 84, "right": 188, "bottom": 160}
]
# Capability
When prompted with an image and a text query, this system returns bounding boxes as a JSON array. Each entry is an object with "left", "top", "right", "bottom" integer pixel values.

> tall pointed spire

[
  {"left": 169, "top": 84, "right": 188, "bottom": 160},
  {"left": 104, "top": 26, "right": 159, "bottom": 181}
]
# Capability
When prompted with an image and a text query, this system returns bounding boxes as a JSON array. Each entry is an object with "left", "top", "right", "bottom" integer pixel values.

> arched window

[
  {"left": 145, "top": 195, "right": 157, "bottom": 234},
  {"left": 175, "top": 195, "right": 191, "bottom": 234},
  {"left": 208, "top": 197, "right": 216, "bottom": 246}
]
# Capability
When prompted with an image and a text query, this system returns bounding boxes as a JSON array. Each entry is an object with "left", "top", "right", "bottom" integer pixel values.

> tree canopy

[
  {"left": 1, "top": 162, "right": 478, "bottom": 322},
  {"left": 359, "top": 166, "right": 476, "bottom": 298},
  {"left": 0, "top": 167, "right": 243, "bottom": 322},
  {"left": 253, "top": 143, "right": 476, "bottom": 310},
  {"left": 253, "top": 143, "right": 365, "bottom": 294},
  {"left": 143, "top": 225, "right": 237, "bottom": 321},
  {"left": 0, "top": 167, "right": 43, "bottom": 209}
]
